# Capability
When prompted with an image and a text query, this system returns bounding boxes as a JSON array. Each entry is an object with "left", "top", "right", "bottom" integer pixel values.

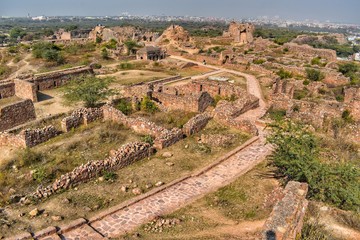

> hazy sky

[{"left": 1, "top": 0, "right": 359, "bottom": 24}]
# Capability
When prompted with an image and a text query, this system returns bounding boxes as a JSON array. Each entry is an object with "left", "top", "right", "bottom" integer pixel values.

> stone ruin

[
  {"left": 123, "top": 79, "right": 260, "bottom": 135},
  {"left": 61, "top": 108, "right": 104, "bottom": 132},
  {"left": 89, "top": 25, "right": 159, "bottom": 44},
  {"left": 0, "top": 65, "right": 94, "bottom": 103},
  {"left": 0, "top": 125, "right": 59, "bottom": 148},
  {"left": 20, "top": 103, "right": 216, "bottom": 201},
  {"left": 157, "top": 25, "right": 192, "bottom": 47},
  {"left": 283, "top": 43, "right": 337, "bottom": 62},
  {"left": 263, "top": 181, "right": 309, "bottom": 240},
  {"left": 223, "top": 21, "right": 255, "bottom": 44},
  {"left": 0, "top": 99, "right": 36, "bottom": 132}
]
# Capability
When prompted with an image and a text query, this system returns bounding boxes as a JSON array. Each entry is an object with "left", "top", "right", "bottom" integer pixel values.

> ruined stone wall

[
  {"left": 0, "top": 132, "right": 26, "bottom": 147},
  {"left": 284, "top": 43, "right": 337, "bottom": 61},
  {"left": 153, "top": 128, "right": 183, "bottom": 150},
  {"left": 0, "top": 81, "right": 15, "bottom": 99},
  {"left": 162, "top": 80, "right": 248, "bottom": 99},
  {"left": 214, "top": 94, "right": 260, "bottom": 119},
  {"left": 0, "top": 99, "right": 36, "bottom": 132},
  {"left": 26, "top": 66, "right": 94, "bottom": 91},
  {"left": 273, "top": 79, "right": 295, "bottom": 99},
  {"left": 22, "top": 125, "right": 59, "bottom": 148},
  {"left": 287, "top": 100, "right": 343, "bottom": 129},
  {"left": 123, "top": 84, "right": 152, "bottom": 98},
  {"left": 61, "top": 108, "right": 103, "bottom": 132},
  {"left": 14, "top": 79, "right": 38, "bottom": 102},
  {"left": 214, "top": 117, "right": 258, "bottom": 136},
  {"left": 102, "top": 105, "right": 183, "bottom": 149},
  {"left": 263, "top": 181, "right": 308, "bottom": 240},
  {"left": 152, "top": 91, "right": 212, "bottom": 113},
  {"left": 183, "top": 113, "right": 212, "bottom": 136},
  {"left": 27, "top": 142, "right": 154, "bottom": 200},
  {"left": 344, "top": 87, "right": 360, "bottom": 121}
]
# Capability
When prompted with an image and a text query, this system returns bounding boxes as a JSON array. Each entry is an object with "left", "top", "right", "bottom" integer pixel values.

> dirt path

[{"left": 7, "top": 53, "right": 36, "bottom": 79}]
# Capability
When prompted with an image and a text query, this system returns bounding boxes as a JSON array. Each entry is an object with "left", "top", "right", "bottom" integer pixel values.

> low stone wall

[
  {"left": 0, "top": 99, "right": 36, "bottom": 132},
  {"left": 61, "top": 108, "right": 103, "bottom": 132},
  {"left": 103, "top": 105, "right": 183, "bottom": 149},
  {"left": 14, "top": 79, "right": 38, "bottom": 102},
  {"left": 183, "top": 113, "right": 212, "bottom": 136},
  {"left": 29, "top": 66, "right": 94, "bottom": 91},
  {"left": 26, "top": 142, "right": 154, "bottom": 200},
  {"left": 22, "top": 125, "right": 59, "bottom": 148},
  {"left": 154, "top": 128, "right": 183, "bottom": 149},
  {"left": 0, "top": 132, "right": 26, "bottom": 147},
  {"left": 214, "top": 96, "right": 259, "bottom": 119},
  {"left": 152, "top": 91, "right": 213, "bottom": 113},
  {"left": 150, "top": 75, "right": 181, "bottom": 85},
  {"left": 0, "top": 80, "right": 15, "bottom": 99},
  {"left": 263, "top": 181, "right": 309, "bottom": 240},
  {"left": 214, "top": 116, "right": 258, "bottom": 136}
]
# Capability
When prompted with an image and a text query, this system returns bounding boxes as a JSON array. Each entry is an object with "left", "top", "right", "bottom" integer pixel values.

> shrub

[
  {"left": 306, "top": 68, "right": 325, "bottom": 82},
  {"left": 267, "top": 108, "right": 286, "bottom": 121},
  {"left": 335, "top": 95, "right": 344, "bottom": 102},
  {"left": 118, "top": 62, "right": 134, "bottom": 70},
  {"left": 276, "top": 69, "right": 293, "bottom": 79},
  {"left": 311, "top": 57, "right": 322, "bottom": 66},
  {"left": 141, "top": 135, "right": 154, "bottom": 146},
  {"left": 267, "top": 120, "right": 360, "bottom": 211},
  {"left": 32, "top": 167, "right": 47, "bottom": 183},
  {"left": 116, "top": 99, "right": 133, "bottom": 115},
  {"left": 101, "top": 48, "right": 109, "bottom": 59},
  {"left": 253, "top": 59, "right": 266, "bottom": 65},
  {"left": 103, "top": 171, "right": 117, "bottom": 181},
  {"left": 342, "top": 110, "right": 354, "bottom": 123},
  {"left": 140, "top": 96, "right": 158, "bottom": 113}
]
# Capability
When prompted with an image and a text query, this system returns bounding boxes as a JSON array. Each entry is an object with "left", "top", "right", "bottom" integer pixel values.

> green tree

[
  {"left": 9, "top": 27, "right": 26, "bottom": 39},
  {"left": 62, "top": 76, "right": 115, "bottom": 107}
]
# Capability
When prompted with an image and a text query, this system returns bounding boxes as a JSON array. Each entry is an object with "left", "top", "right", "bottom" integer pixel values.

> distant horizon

[{"left": 1, "top": 0, "right": 359, "bottom": 24}]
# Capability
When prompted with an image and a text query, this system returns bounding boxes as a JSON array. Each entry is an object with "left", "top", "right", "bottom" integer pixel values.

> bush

[
  {"left": 103, "top": 171, "right": 117, "bottom": 181},
  {"left": 32, "top": 167, "right": 47, "bottom": 183},
  {"left": 253, "top": 59, "right": 266, "bottom": 65},
  {"left": 306, "top": 68, "right": 325, "bottom": 81},
  {"left": 342, "top": 110, "right": 354, "bottom": 123},
  {"left": 267, "top": 120, "right": 360, "bottom": 211},
  {"left": 140, "top": 96, "right": 158, "bottom": 113},
  {"left": 276, "top": 69, "right": 293, "bottom": 79},
  {"left": 101, "top": 48, "right": 109, "bottom": 59},
  {"left": 118, "top": 62, "right": 134, "bottom": 70},
  {"left": 116, "top": 99, "right": 133, "bottom": 115},
  {"left": 141, "top": 135, "right": 154, "bottom": 146}
]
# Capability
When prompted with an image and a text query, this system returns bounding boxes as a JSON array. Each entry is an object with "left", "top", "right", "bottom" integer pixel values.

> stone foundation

[
  {"left": 0, "top": 80, "right": 15, "bottom": 99},
  {"left": 263, "top": 181, "right": 309, "bottom": 240}
]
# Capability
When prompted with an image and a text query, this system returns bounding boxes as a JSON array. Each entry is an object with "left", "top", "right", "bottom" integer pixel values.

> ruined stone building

[
  {"left": 89, "top": 25, "right": 159, "bottom": 44},
  {"left": 157, "top": 25, "right": 192, "bottom": 46},
  {"left": 223, "top": 21, "right": 255, "bottom": 44},
  {"left": 136, "top": 46, "right": 166, "bottom": 61}
]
